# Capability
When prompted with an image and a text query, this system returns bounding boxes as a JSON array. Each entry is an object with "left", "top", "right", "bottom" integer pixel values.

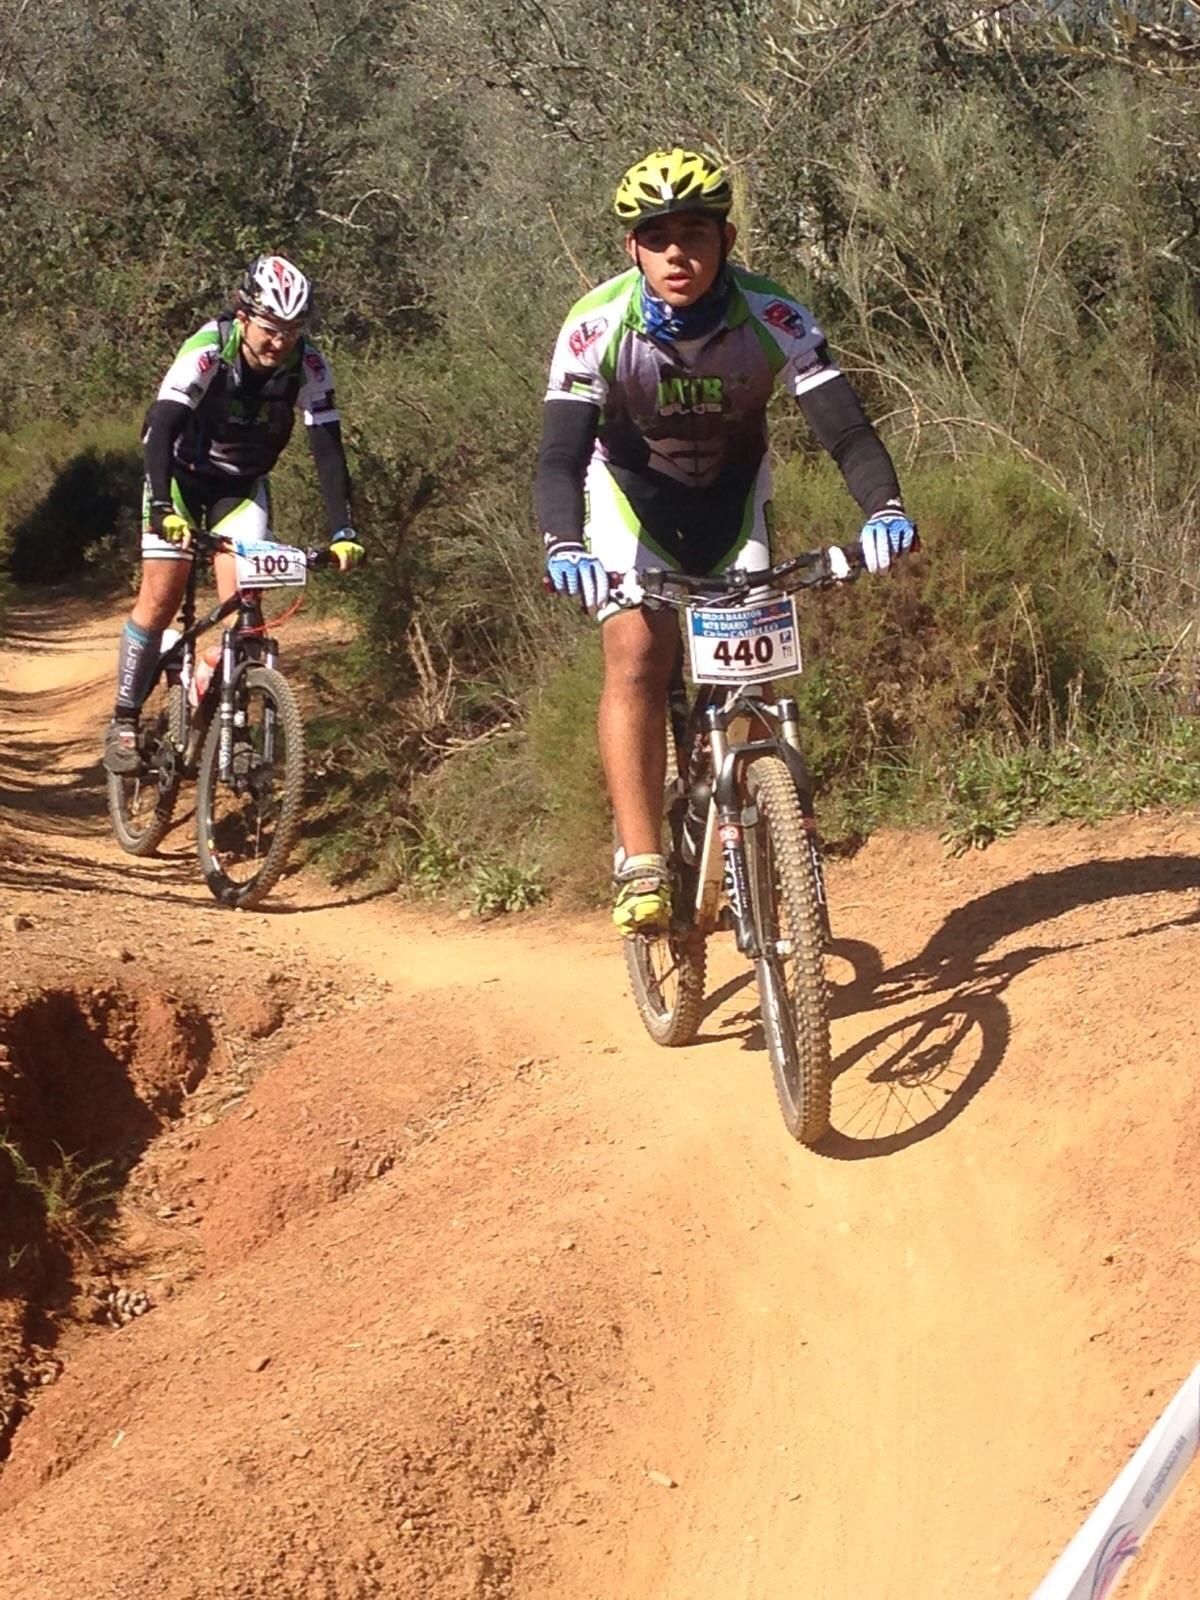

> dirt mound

[
  {"left": 1, "top": 984, "right": 211, "bottom": 1161},
  {"left": 0, "top": 981, "right": 215, "bottom": 1456},
  {"left": 172, "top": 991, "right": 495, "bottom": 1273},
  {"left": 0, "top": 998, "right": 626, "bottom": 1600}
]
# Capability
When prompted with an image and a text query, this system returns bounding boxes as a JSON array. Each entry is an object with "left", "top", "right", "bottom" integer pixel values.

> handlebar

[
  {"left": 175, "top": 527, "right": 333, "bottom": 571},
  {"left": 543, "top": 530, "right": 920, "bottom": 608},
  {"left": 636, "top": 544, "right": 863, "bottom": 602}
]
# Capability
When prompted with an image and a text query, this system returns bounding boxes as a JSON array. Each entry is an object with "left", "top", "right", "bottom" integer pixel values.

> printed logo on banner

[
  {"left": 569, "top": 317, "right": 606, "bottom": 358},
  {"left": 764, "top": 299, "right": 805, "bottom": 336},
  {"left": 1031, "top": 1360, "right": 1200, "bottom": 1600},
  {"left": 1090, "top": 1525, "right": 1140, "bottom": 1599}
]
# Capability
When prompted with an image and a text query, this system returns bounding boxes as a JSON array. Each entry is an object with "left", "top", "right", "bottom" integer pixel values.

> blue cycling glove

[
  {"left": 545, "top": 538, "right": 610, "bottom": 612},
  {"left": 860, "top": 504, "right": 916, "bottom": 574}
]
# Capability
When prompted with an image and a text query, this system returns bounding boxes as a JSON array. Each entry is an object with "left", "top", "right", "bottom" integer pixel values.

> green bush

[
  {"left": 769, "top": 452, "right": 1125, "bottom": 830},
  {"left": 409, "top": 625, "right": 608, "bottom": 904}
]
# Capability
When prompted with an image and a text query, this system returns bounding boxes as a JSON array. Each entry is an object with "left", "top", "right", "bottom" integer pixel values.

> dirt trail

[{"left": 0, "top": 592, "right": 1198, "bottom": 1598}]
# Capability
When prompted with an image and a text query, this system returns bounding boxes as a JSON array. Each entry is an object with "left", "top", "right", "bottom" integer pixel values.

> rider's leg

[
  {"left": 104, "top": 558, "right": 191, "bottom": 773},
  {"left": 196, "top": 479, "right": 272, "bottom": 678},
  {"left": 104, "top": 479, "right": 202, "bottom": 773},
  {"left": 581, "top": 463, "right": 681, "bottom": 933},
  {"left": 600, "top": 604, "right": 679, "bottom": 858},
  {"left": 600, "top": 604, "right": 680, "bottom": 935},
  {"left": 116, "top": 478, "right": 203, "bottom": 715},
  {"left": 208, "top": 479, "right": 271, "bottom": 607}
]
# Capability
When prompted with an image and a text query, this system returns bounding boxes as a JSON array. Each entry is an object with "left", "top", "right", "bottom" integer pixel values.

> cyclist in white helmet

[
  {"left": 536, "top": 148, "right": 915, "bottom": 937},
  {"left": 102, "top": 254, "right": 365, "bottom": 774}
]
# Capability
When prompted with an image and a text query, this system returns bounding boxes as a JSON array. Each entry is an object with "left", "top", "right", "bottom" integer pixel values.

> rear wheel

[
  {"left": 106, "top": 678, "right": 183, "bottom": 856},
  {"left": 194, "top": 665, "right": 305, "bottom": 910},
  {"left": 623, "top": 719, "right": 707, "bottom": 1046},
  {"left": 745, "top": 755, "right": 832, "bottom": 1143}
]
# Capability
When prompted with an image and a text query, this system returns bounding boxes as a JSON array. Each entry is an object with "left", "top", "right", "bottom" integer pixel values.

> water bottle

[{"left": 188, "top": 649, "right": 219, "bottom": 709}]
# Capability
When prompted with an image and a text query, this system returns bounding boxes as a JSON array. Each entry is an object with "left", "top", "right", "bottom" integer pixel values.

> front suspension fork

[
  {"left": 707, "top": 718, "right": 762, "bottom": 959},
  {"left": 218, "top": 635, "right": 279, "bottom": 782},
  {"left": 216, "top": 631, "right": 236, "bottom": 781}
]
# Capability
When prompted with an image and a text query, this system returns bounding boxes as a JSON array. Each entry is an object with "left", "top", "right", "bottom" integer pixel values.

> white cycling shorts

[
  {"left": 583, "top": 455, "right": 772, "bottom": 623},
  {"left": 140, "top": 478, "right": 271, "bottom": 562}
]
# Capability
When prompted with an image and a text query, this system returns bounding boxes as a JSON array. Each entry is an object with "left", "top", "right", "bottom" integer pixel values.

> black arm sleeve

[
  {"left": 142, "top": 399, "right": 190, "bottom": 503},
  {"left": 534, "top": 399, "right": 600, "bottom": 541},
  {"left": 307, "top": 420, "right": 354, "bottom": 536},
  {"left": 796, "top": 375, "right": 902, "bottom": 518}
]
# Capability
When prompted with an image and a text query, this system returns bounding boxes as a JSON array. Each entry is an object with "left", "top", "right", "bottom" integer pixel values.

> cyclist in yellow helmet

[{"left": 536, "top": 147, "right": 914, "bottom": 937}]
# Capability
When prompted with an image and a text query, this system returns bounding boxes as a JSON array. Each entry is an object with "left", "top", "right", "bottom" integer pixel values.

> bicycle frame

[
  {"left": 640, "top": 551, "right": 849, "bottom": 961},
  {"left": 673, "top": 681, "right": 825, "bottom": 959},
  {"left": 151, "top": 542, "right": 279, "bottom": 779}
]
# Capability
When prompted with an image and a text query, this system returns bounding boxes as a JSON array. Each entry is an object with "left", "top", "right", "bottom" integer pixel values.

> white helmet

[{"left": 237, "top": 254, "right": 312, "bottom": 323}]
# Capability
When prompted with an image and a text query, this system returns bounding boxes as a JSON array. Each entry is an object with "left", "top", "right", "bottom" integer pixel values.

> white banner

[{"left": 1031, "top": 1361, "right": 1200, "bottom": 1600}]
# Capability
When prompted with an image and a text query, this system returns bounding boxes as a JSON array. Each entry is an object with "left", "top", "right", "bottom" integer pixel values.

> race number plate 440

[
  {"left": 233, "top": 539, "right": 307, "bottom": 590},
  {"left": 686, "top": 595, "right": 800, "bottom": 685}
]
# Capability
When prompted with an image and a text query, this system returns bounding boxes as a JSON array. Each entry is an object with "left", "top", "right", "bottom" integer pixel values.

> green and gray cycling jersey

[
  {"left": 154, "top": 317, "right": 340, "bottom": 482},
  {"left": 142, "top": 314, "right": 354, "bottom": 536},
  {"left": 544, "top": 265, "right": 840, "bottom": 490}
]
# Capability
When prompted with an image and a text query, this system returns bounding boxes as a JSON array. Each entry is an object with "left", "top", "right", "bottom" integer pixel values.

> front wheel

[
  {"left": 745, "top": 755, "right": 832, "bottom": 1144},
  {"left": 106, "top": 679, "right": 183, "bottom": 856},
  {"left": 195, "top": 665, "right": 305, "bottom": 910}
]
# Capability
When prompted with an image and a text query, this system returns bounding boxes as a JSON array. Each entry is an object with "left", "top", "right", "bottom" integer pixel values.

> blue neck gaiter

[{"left": 641, "top": 265, "right": 733, "bottom": 343}]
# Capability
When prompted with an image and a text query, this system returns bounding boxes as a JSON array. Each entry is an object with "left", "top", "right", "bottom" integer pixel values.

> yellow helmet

[{"left": 613, "top": 147, "right": 733, "bottom": 227}]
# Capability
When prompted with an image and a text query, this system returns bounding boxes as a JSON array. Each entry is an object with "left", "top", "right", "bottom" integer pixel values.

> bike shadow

[
  {"left": 694, "top": 853, "right": 1200, "bottom": 1158},
  {"left": 698, "top": 936, "right": 887, "bottom": 1041},
  {"left": 251, "top": 880, "right": 398, "bottom": 915}
]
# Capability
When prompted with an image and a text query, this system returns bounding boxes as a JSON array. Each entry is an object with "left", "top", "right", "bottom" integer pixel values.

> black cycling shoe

[{"left": 102, "top": 717, "right": 141, "bottom": 776}]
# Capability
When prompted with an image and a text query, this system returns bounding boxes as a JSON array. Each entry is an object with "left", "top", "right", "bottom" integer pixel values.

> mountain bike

[
  {"left": 619, "top": 548, "right": 861, "bottom": 1144},
  {"left": 106, "top": 528, "right": 328, "bottom": 910}
]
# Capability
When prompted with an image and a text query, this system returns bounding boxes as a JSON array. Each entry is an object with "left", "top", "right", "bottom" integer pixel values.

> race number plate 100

[
  {"left": 233, "top": 539, "right": 308, "bottom": 590},
  {"left": 686, "top": 595, "right": 800, "bottom": 685}
]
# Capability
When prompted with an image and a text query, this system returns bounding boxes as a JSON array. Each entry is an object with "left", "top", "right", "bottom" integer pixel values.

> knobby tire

[
  {"left": 624, "top": 926, "right": 707, "bottom": 1047},
  {"left": 746, "top": 755, "right": 832, "bottom": 1144},
  {"left": 106, "top": 681, "right": 183, "bottom": 856}
]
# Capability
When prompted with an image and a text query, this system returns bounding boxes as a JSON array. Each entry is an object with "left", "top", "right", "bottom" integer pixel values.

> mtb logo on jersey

[
  {"left": 764, "top": 300, "right": 805, "bottom": 336},
  {"left": 569, "top": 318, "right": 607, "bottom": 359},
  {"left": 657, "top": 376, "right": 724, "bottom": 416}
]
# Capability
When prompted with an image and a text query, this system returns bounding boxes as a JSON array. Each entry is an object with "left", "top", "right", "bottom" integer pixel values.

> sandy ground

[{"left": 0, "top": 589, "right": 1197, "bottom": 1598}]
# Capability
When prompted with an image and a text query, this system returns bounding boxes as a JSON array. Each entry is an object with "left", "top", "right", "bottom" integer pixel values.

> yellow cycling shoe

[{"left": 613, "top": 852, "right": 671, "bottom": 938}]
